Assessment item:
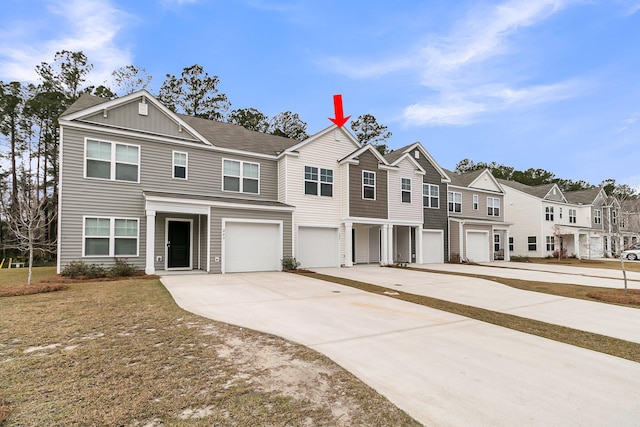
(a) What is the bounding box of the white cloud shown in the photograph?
[0,0,132,86]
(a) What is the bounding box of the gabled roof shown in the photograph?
[497,179,566,201]
[386,151,426,174]
[444,168,484,187]
[387,142,451,182]
[278,124,361,157]
[339,142,390,165]
[61,90,299,156]
[564,187,605,206]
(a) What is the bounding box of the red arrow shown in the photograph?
[329,94,351,127]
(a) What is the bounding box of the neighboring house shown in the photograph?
[499,180,621,259]
[445,169,510,262]
[385,143,451,263]
[58,90,298,275]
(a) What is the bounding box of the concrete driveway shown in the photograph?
[161,269,640,426]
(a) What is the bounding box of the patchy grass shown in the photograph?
[417,266,640,308]
[0,268,420,426]
[297,271,640,364]
[523,257,640,273]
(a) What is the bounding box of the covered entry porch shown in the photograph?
[343,220,424,266]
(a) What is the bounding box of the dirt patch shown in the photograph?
[587,289,640,305]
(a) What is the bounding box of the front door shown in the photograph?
[167,220,191,269]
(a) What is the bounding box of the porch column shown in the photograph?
[574,233,581,259]
[504,228,510,261]
[387,225,394,263]
[345,222,353,267]
[380,224,388,265]
[605,235,612,258]
[145,210,156,275]
[417,225,424,264]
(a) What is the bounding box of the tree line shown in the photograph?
[0,50,392,265]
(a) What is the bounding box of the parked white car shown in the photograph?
[622,249,640,260]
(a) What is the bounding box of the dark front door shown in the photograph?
[167,221,190,269]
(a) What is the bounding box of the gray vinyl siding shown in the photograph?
[455,189,504,221]
[449,220,460,258]
[348,150,388,219]
[209,207,292,274]
[418,158,449,261]
[153,213,206,271]
[544,189,565,202]
[82,97,199,141]
[60,125,280,270]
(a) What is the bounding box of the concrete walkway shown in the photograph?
[316,265,640,343]
[162,271,640,426]
[419,261,640,289]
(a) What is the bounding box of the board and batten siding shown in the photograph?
[82,98,198,141]
[387,158,423,223]
[209,207,292,274]
[349,150,388,219]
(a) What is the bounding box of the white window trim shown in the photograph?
[401,178,411,203]
[304,165,333,197]
[545,206,554,221]
[487,197,500,217]
[222,158,261,194]
[362,170,376,200]
[84,138,140,183]
[546,236,555,251]
[448,191,462,213]
[594,209,602,224]
[423,184,439,209]
[82,216,140,257]
[172,150,188,180]
[473,194,479,210]
[569,208,577,224]
[528,236,537,251]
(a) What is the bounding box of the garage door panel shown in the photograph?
[225,222,281,273]
[422,230,444,264]
[467,231,490,263]
[298,227,339,268]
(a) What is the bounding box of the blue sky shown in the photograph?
[1,0,639,187]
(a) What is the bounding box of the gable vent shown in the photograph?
[414,150,420,159]
[335,130,341,141]
[138,102,148,116]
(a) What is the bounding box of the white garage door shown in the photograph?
[224,221,281,273]
[466,231,490,263]
[422,230,444,263]
[297,227,340,268]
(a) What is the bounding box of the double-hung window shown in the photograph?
[612,210,617,225]
[423,184,439,208]
[86,139,139,182]
[473,195,479,210]
[448,191,461,213]
[546,236,555,251]
[223,159,259,194]
[304,166,333,196]
[84,217,139,257]
[545,206,554,221]
[401,178,411,203]
[487,197,500,216]
[569,209,577,223]
[363,171,375,200]
[173,151,187,179]
[594,209,602,224]
[528,236,537,251]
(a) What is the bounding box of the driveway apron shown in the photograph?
[162,271,640,427]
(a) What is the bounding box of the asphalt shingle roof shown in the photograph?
[497,179,557,198]
[564,188,601,205]
[443,168,485,187]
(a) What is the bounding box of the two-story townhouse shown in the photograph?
[445,169,510,262]
[385,143,451,263]
[58,90,298,275]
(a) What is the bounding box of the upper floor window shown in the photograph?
[473,195,479,210]
[545,206,554,221]
[401,178,411,203]
[85,139,139,182]
[304,166,333,197]
[559,208,563,219]
[487,197,500,216]
[594,209,602,224]
[612,210,617,225]
[173,151,187,179]
[223,159,259,194]
[363,171,375,200]
[84,217,139,257]
[448,191,461,213]
[569,209,577,223]
[423,184,439,208]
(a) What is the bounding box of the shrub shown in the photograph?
[108,258,138,277]
[510,255,530,262]
[281,256,301,271]
[61,261,107,279]
[551,248,568,259]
